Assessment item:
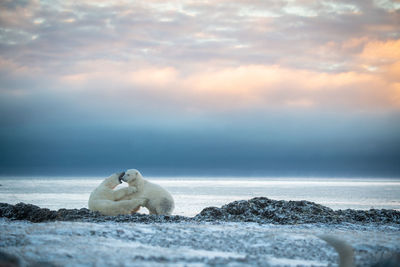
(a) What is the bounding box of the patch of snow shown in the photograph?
[267,256,328,266]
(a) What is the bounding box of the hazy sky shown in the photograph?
[1,0,399,176]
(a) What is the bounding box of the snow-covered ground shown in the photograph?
[1,218,399,266]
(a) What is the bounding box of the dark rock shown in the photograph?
[1,197,400,224]
[0,203,57,223]
[198,207,223,220]
[0,250,21,267]
[194,197,400,225]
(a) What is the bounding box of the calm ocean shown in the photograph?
[1,176,399,216]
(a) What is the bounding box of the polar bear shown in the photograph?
[121,169,175,215]
[88,172,148,216]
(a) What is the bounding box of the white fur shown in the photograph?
[121,169,175,215]
[88,172,147,216]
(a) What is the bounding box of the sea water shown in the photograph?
[0,176,399,216]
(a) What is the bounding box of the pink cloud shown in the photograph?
[54,58,400,113]
[359,39,400,65]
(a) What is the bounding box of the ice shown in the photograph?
[267,257,329,266]
[1,219,399,266]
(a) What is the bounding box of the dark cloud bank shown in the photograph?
[1,110,399,177]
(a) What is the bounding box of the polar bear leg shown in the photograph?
[148,198,174,215]
[91,199,146,216]
[112,187,137,201]
[148,207,158,215]
[157,198,174,215]
[126,198,147,214]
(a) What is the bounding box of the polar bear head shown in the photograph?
[121,169,143,186]
[103,172,125,189]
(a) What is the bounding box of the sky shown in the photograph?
[0,0,400,176]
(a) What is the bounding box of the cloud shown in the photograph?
[1,0,399,70]
[359,39,400,64]
[43,60,397,113]
[0,1,399,122]
[1,0,400,175]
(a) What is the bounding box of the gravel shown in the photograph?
[1,197,399,224]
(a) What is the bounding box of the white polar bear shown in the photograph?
[88,172,148,216]
[121,169,175,215]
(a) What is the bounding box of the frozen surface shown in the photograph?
[1,176,399,216]
[1,176,399,266]
[1,218,399,266]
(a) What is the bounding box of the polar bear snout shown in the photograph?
[122,169,140,183]
[117,172,125,184]
[121,173,134,183]
[120,173,129,183]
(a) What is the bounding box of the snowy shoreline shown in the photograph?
[1,219,399,266]
[1,198,400,266]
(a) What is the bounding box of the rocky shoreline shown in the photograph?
[1,197,399,224]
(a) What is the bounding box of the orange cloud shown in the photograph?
[36,38,400,112]
[183,65,397,111]
[57,62,399,112]
[129,67,178,88]
[359,39,400,64]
